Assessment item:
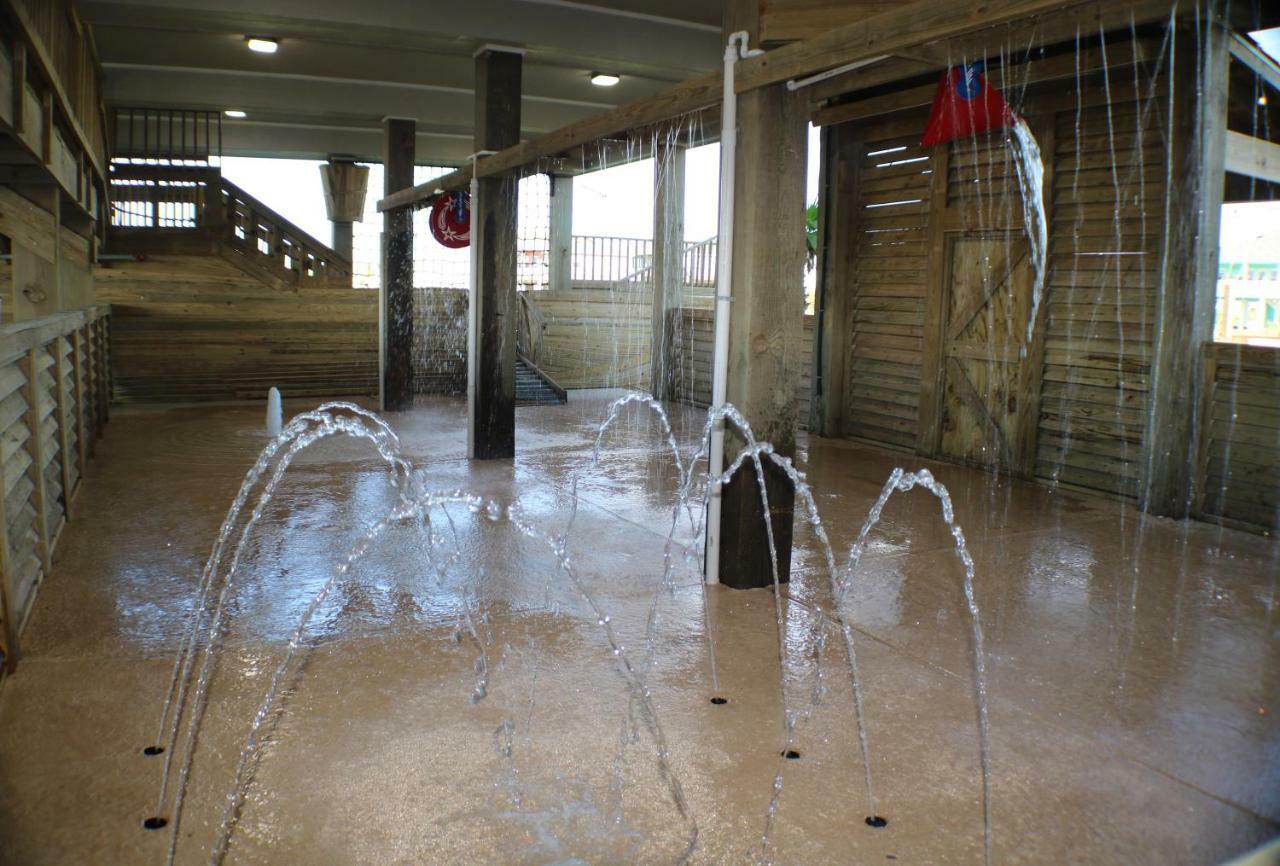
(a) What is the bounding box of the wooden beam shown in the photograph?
[53,336,74,520]
[381,117,416,412]
[0,434,17,673]
[469,48,522,460]
[814,35,1163,127]
[650,141,685,400]
[1225,130,1280,184]
[1144,9,1230,517]
[378,70,721,212]
[735,0,1105,93]
[21,347,53,576]
[1228,30,1280,94]
[717,81,808,589]
[810,123,857,436]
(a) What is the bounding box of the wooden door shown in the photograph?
[938,232,1037,470]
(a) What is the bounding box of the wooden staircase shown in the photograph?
[106,165,353,289]
[98,164,378,404]
[516,354,566,405]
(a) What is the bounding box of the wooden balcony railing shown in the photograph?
[107,166,352,288]
[1,0,108,220]
[0,305,110,676]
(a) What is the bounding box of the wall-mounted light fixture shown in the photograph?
[246,37,279,54]
[224,109,247,118]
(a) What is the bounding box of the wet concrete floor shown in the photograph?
[0,390,1276,865]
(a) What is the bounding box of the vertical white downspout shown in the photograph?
[705,32,761,585]
[466,152,495,459]
[467,173,480,458]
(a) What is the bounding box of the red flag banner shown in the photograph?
[921,62,1016,148]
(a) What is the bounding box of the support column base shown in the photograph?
[716,457,796,590]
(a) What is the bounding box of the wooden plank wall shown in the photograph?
[0,308,110,674]
[1034,82,1168,497]
[1196,343,1280,530]
[526,285,653,390]
[95,255,378,402]
[839,129,932,449]
[827,42,1172,498]
[670,308,815,425]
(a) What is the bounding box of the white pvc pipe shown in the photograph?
[466,151,496,459]
[785,54,890,91]
[466,172,480,458]
[705,31,760,585]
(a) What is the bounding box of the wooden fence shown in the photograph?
[0,306,109,675]
[1195,342,1280,531]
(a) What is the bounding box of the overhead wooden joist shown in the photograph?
[817,36,1166,126]
[377,74,721,212]
[378,0,1190,215]
[734,0,1167,93]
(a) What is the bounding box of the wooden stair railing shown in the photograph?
[107,165,353,289]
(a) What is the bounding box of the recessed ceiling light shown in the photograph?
[224,109,247,118]
[246,37,279,54]
[590,72,621,87]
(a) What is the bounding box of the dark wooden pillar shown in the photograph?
[717,81,808,589]
[381,118,415,411]
[468,48,522,460]
[1143,10,1229,517]
[650,142,686,400]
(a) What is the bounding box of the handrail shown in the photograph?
[107,166,352,285]
[0,304,110,364]
[220,178,347,267]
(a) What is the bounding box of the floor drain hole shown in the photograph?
[709,697,728,705]
[143,817,168,831]
[866,816,888,828]
[142,746,164,756]
[782,749,801,760]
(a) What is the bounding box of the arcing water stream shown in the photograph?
[147,397,994,866]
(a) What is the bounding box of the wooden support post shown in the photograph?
[381,117,416,411]
[811,124,857,436]
[53,337,74,519]
[650,142,686,400]
[548,174,573,295]
[72,327,87,477]
[1144,10,1229,517]
[94,317,108,431]
[22,348,52,576]
[716,80,808,589]
[469,48,522,460]
[0,441,17,673]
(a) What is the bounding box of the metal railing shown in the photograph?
[571,235,654,284]
[569,235,718,288]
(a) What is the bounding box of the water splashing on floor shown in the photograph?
[148,396,993,866]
